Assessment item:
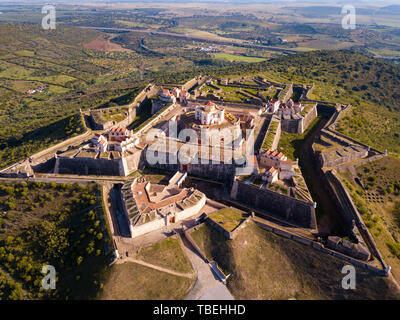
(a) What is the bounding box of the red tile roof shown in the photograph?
[205,101,216,107]
[268,167,277,174]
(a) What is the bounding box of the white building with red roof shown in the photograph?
[159,89,177,103]
[108,127,133,141]
[91,134,108,152]
[262,167,279,183]
[195,101,225,125]
[259,149,287,168]
[267,99,280,113]
[179,89,190,103]
[114,136,138,152]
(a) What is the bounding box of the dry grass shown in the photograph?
[99,262,194,300]
[191,222,400,299]
[136,238,193,274]
[208,207,248,232]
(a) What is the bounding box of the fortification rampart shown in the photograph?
[278,84,293,104]
[253,219,388,276]
[281,118,302,133]
[147,159,237,182]
[302,102,318,131]
[327,170,387,269]
[89,107,137,130]
[206,213,251,240]
[54,150,141,176]
[230,179,316,229]
[260,115,281,152]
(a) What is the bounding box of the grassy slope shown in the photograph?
[100,262,194,300]
[191,222,400,300]
[136,238,193,274]
[338,157,400,284]
[0,181,113,300]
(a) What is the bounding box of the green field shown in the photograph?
[213,53,267,63]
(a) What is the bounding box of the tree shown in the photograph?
[77,256,83,266]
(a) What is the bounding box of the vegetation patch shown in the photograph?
[136,238,193,274]
[0,181,113,299]
[208,207,248,232]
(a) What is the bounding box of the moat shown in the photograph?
[295,112,347,236]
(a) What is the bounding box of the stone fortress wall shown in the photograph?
[254,219,388,276]
[306,102,389,274]
[54,149,142,176]
[230,178,317,229]
[89,84,159,130]
[302,102,318,131]
[54,156,123,176]
[259,115,281,152]
[146,159,237,182]
[89,106,136,130]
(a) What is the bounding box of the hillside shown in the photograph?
[191,222,400,299]
[0,181,113,300]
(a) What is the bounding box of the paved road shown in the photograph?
[181,235,234,300]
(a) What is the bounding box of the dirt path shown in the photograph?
[115,257,195,279]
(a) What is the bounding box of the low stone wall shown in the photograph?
[336,153,387,173]
[231,179,316,229]
[131,215,165,238]
[254,219,387,276]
